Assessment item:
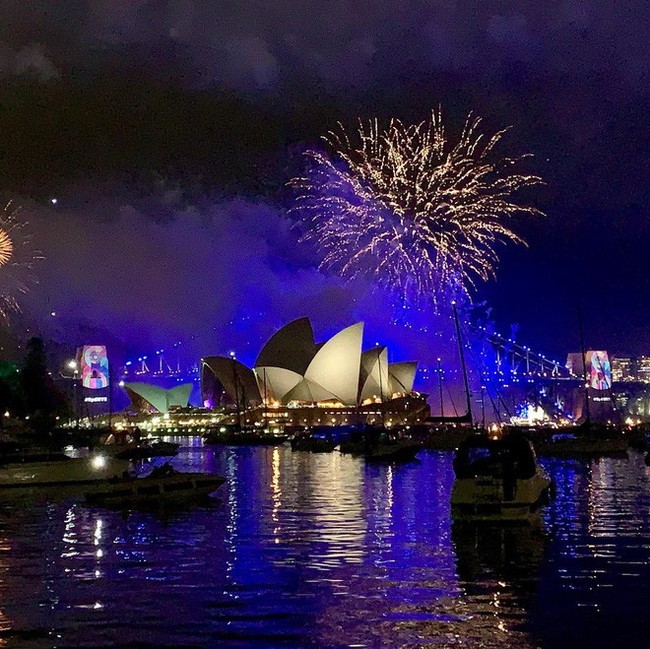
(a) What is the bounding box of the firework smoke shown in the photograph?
[292,109,544,305]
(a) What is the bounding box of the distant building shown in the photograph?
[636,357,650,383]
[611,356,634,382]
[565,350,616,423]
[612,391,630,410]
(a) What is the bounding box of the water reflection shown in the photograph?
[0,445,648,647]
[532,452,650,649]
[0,533,11,645]
[452,517,547,647]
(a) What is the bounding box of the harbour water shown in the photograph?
[0,441,649,648]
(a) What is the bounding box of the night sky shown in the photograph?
[0,1,648,366]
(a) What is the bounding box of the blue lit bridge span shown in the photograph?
[121,341,201,383]
[120,328,574,386]
[470,326,572,382]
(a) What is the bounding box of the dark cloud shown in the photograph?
[23,193,355,351]
[0,42,59,81]
[0,1,645,92]
[0,1,648,359]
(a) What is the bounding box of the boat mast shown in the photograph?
[578,306,591,425]
[230,352,242,431]
[377,346,385,427]
[263,367,268,431]
[437,357,444,418]
[452,301,473,425]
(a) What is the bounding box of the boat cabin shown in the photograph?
[453,434,538,482]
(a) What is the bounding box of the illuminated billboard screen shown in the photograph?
[588,350,611,391]
[80,345,109,389]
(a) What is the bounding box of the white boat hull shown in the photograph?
[85,472,225,505]
[451,472,551,521]
[0,456,131,489]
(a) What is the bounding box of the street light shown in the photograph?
[437,358,444,418]
[229,351,241,430]
[65,359,80,431]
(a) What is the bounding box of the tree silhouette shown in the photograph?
[21,337,65,433]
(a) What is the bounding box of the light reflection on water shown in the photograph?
[0,442,648,647]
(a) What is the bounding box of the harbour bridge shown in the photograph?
[119,326,574,385]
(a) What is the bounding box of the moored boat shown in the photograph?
[105,439,180,461]
[339,426,422,462]
[451,433,551,522]
[204,427,288,446]
[84,465,225,506]
[363,437,422,462]
[419,425,477,451]
[0,452,131,490]
[532,430,628,458]
[290,429,339,452]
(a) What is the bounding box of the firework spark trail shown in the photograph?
[291,109,544,306]
[0,228,13,267]
[0,200,42,318]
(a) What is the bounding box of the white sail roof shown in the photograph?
[283,377,339,404]
[124,382,192,414]
[388,362,417,395]
[254,366,303,402]
[202,318,418,409]
[359,347,390,402]
[201,357,262,406]
[304,322,363,406]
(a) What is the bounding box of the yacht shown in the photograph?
[85,464,225,506]
[451,433,552,521]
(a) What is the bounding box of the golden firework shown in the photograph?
[0,200,41,318]
[292,109,544,305]
[0,227,13,267]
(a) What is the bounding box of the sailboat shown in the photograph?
[451,432,552,521]
[424,302,479,450]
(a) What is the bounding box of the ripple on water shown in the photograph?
[0,445,648,647]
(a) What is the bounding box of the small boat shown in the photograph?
[340,426,422,462]
[532,430,628,458]
[85,465,225,506]
[106,440,180,461]
[339,425,382,455]
[451,433,552,522]
[290,429,338,453]
[0,452,131,490]
[419,425,477,451]
[363,438,422,462]
[204,427,288,446]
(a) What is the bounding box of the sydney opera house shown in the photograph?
[201,318,429,428]
[123,383,193,415]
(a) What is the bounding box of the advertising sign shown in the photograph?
[80,345,109,389]
[588,350,612,391]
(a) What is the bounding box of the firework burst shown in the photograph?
[291,109,544,305]
[0,200,42,318]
